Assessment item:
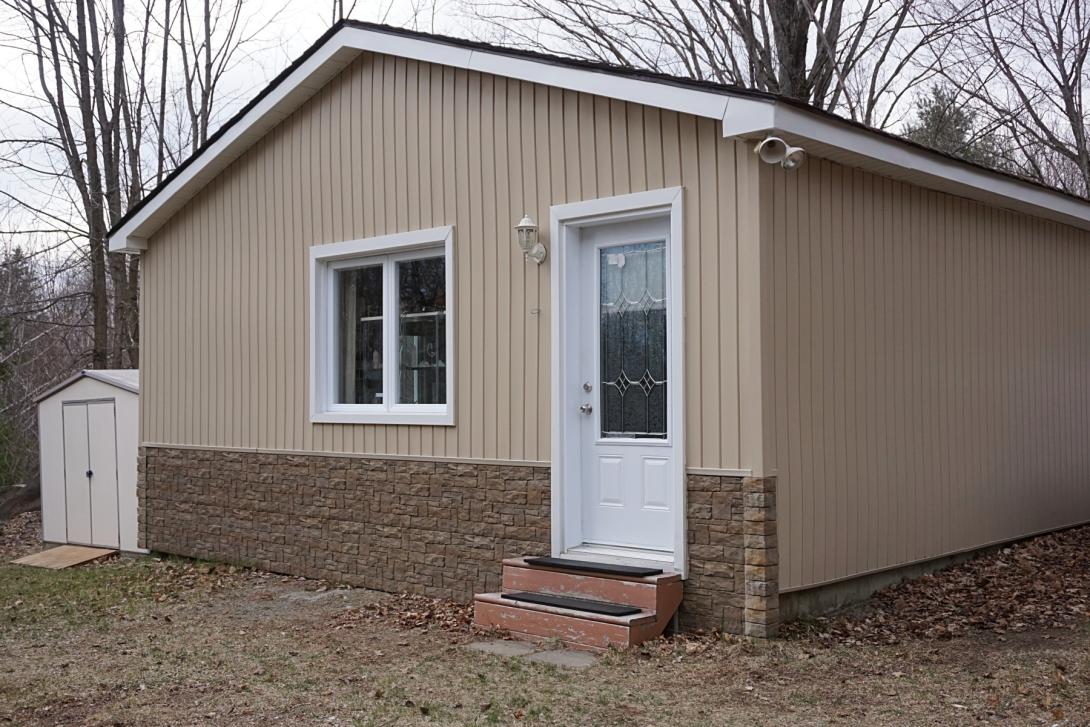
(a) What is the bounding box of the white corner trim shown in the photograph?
[720,95,775,138]
[308,225,455,426]
[549,187,687,576]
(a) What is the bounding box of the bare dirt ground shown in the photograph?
[2,513,1089,726]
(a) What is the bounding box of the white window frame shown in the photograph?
[309,225,455,425]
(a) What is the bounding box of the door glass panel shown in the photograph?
[599,241,667,439]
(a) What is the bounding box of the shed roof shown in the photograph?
[36,369,140,403]
[107,20,1090,253]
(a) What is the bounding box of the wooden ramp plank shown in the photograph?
[11,545,116,569]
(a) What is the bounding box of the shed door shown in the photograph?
[62,401,120,548]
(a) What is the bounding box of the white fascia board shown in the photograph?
[110,27,734,253]
[110,21,1090,253]
[723,99,1090,231]
[337,27,731,121]
[720,95,776,138]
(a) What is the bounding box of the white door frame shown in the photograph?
[549,187,686,576]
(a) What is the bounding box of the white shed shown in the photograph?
[36,370,143,552]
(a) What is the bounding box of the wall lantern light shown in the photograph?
[515,214,547,264]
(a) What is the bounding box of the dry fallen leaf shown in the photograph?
[330,593,474,634]
[784,524,1090,646]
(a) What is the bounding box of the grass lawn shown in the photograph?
[2,518,1089,725]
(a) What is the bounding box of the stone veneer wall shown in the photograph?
[684,474,779,637]
[139,447,778,635]
[138,447,550,598]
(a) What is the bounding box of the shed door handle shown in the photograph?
[85,470,93,479]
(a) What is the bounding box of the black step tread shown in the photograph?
[524,556,663,578]
[500,591,642,616]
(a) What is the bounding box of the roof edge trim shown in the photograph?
[35,369,140,403]
[107,25,737,253]
[108,21,1090,252]
[723,101,1090,231]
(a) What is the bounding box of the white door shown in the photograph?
[62,401,120,548]
[573,215,675,554]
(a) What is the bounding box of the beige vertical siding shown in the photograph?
[766,159,1090,591]
[141,52,759,469]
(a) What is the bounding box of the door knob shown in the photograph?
[579,403,593,414]
[85,470,93,478]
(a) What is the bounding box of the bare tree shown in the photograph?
[331,0,438,29]
[0,0,279,369]
[464,0,962,127]
[332,0,361,23]
[937,0,1090,195]
[177,0,262,152]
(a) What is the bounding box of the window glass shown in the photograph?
[397,256,446,405]
[336,264,383,404]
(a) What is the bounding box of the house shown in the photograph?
[107,21,1090,647]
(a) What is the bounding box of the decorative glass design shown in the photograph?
[599,241,667,438]
[336,264,383,404]
[397,256,446,405]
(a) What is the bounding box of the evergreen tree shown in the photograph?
[904,85,1005,169]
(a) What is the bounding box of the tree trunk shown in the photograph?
[73,0,110,367]
[767,0,811,100]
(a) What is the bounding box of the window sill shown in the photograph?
[310,410,454,426]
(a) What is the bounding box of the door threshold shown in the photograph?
[562,544,678,572]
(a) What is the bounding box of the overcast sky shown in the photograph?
[0,0,469,249]
[179,0,468,140]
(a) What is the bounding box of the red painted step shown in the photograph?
[501,556,680,612]
[473,556,683,652]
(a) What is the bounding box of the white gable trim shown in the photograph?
[108,26,745,253]
[109,33,362,252]
[35,369,140,403]
[108,25,1090,253]
[342,27,734,121]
